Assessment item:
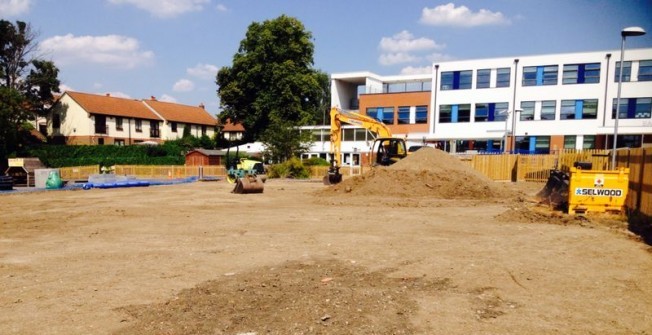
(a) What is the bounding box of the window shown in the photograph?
[520,101,535,121]
[440,70,472,90]
[202,125,207,136]
[171,122,177,132]
[535,136,551,153]
[53,113,61,129]
[354,129,367,141]
[564,135,576,149]
[397,106,410,124]
[150,120,160,138]
[135,119,142,132]
[95,115,107,134]
[440,104,470,123]
[561,99,598,120]
[638,60,652,81]
[114,139,125,146]
[615,61,632,82]
[612,97,652,119]
[343,128,354,141]
[476,69,490,88]
[496,68,511,87]
[583,135,596,149]
[475,103,488,122]
[475,102,509,122]
[384,80,431,93]
[523,65,558,86]
[563,63,600,84]
[116,117,123,131]
[415,106,428,124]
[541,101,556,120]
[366,107,394,124]
[439,105,452,123]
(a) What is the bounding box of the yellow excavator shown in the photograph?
[323,107,407,185]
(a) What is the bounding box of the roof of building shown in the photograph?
[218,118,245,132]
[65,91,162,121]
[144,98,217,126]
[186,149,226,156]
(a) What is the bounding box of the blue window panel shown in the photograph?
[536,67,544,86]
[577,65,585,84]
[488,103,496,121]
[453,72,460,89]
[376,108,383,121]
[529,137,537,152]
[628,98,637,118]
[575,100,583,120]
[452,105,459,122]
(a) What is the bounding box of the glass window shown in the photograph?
[459,71,472,89]
[563,63,600,84]
[522,66,538,86]
[520,101,535,121]
[380,107,394,124]
[496,68,511,87]
[494,103,509,122]
[354,129,367,141]
[135,119,142,132]
[458,104,471,122]
[612,97,652,119]
[543,65,559,85]
[638,60,652,81]
[535,136,551,153]
[564,135,576,149]
[439,105,452,123]
[541,100,556,120]
[560,100,576,120]
[582,99,598,119]
[53,113,61,128]
[343,128,355,141]
[116,117,123,131]
[635,98,652,118]
[477,69,490,88]
[440,72,454,90]
[415,106,428,124]
[615,61,632,82]
[475,103,488,122]
[397,106,410,124]
[583,135,596,149]
[171,121,177,132]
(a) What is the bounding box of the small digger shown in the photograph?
[225,145,266,194]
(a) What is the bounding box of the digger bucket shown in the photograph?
[232,175,264,194]
[323,166,342,185]
[536,169,570,208]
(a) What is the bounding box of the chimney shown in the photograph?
[151,96,156,101]
[199,103,205,109]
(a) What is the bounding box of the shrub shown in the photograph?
[302,157,329,166]
[267,157,310,179]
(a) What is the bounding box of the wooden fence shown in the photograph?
[59,165,100,181]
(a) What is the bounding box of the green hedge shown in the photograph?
[28,143,185,168]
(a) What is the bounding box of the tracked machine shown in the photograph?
[323,107,407,185]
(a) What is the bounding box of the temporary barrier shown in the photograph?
[567,167,629,215]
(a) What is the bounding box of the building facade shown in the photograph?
[310,48,652,164]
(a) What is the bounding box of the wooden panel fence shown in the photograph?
[59,165,100,181]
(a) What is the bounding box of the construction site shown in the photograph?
[1,147,651,335]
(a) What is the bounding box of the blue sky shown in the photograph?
[2,0,651,117]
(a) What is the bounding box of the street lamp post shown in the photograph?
[511,109,522,154]
[612,26,646,169]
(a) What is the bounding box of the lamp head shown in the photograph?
[621,26,646,37]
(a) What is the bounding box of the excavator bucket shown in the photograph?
[536,169,570,209]
[323,166,342,185]
[232,174,264,194]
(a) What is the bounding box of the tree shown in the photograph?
[216,15,329,161]
[0,20,61,172]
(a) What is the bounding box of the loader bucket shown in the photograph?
[536,169,570,209]
[232,175,264,194]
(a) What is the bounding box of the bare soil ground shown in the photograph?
[1,148,652,335]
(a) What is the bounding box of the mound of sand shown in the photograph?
[322,147,517,199]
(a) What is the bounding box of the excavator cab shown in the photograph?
[373,138,407,166]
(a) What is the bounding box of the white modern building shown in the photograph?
[304,48,652,165]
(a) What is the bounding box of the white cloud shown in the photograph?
[216,3,228,12]
[426,52,454,63]
[379,30,443,53]
[38,34,154,69]
[420,3,510,27]
[400,66,432,75]
[108,0,209,18]
[379,52,420,66]
[0,0,31,16]
[173,79,194,92]
[187,63,219,80]
[159,94,177,103]
[59,83,75,93]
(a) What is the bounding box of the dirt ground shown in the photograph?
[2,149,652,334]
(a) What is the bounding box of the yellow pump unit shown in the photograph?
[567,167,629,215]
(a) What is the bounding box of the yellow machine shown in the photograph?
[537,162,629,215]
[323,107,407,185]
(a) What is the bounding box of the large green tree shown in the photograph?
[0,20,60,171]
[216,15,329,161]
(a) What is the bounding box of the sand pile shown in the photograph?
[322,147,516,199]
